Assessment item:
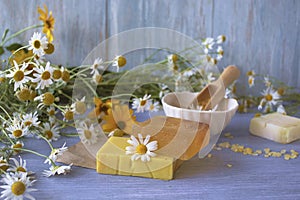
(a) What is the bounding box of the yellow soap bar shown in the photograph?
[249,113,300,144]
[96,137,182,180]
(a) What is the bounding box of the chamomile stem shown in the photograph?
[1,24,43,46]
[13,148,56,166]
[0,105,12,121]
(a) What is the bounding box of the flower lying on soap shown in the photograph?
[126,134,158,162]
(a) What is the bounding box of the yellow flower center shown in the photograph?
[52,69,62,80]
[84,130,92,139]
[61,70,70,82]
[140,100,147,106]
[136,144,147,155]
[13,143,23,153]
[29,90,36,101]
[11,181,26,196]
[75,102,86,114]
[0,160,9,171]
[16,88,31,101]
[265,94,273,101]
[117,56,126,67]
[117,121,126,130]
[13,130,23,138]
[277,87,285,96]
[24,121,32,126]
[41,71,51,80]
[95,74,102,84]
[0,77,6,83]
[16,166,27,173]
[48,109,55,116]
[45,130,53,139]
[171,54,178,62]
[248,78,253,85]
[64,110,74,121]
[13,70,24,82]
[247,71,254,76]
[43,92,55,105]
[44,43,55,54]
[173,65,178,71]
[33,40,41,49]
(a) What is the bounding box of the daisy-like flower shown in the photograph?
[34,92,58,108]
[21,112,40,127]
[32,62,54,89]
[61,67,70,83]
[6,121,29,139]
[147,100,160,112]
[90,58,104,75]
[40,122,60,141]
[216,35,226,44]
[11,141,24,155]
[0,157,9,172]
[62,106,74,122]
[92,70,103,85]
[44,142,68,165]
[6,61,32,91]
[258,87,281,111]
[77,122,99,145]
[264,76,272,87]
[216,46,224,60]
[46,106,57,117]
[43,164,72,177]
[125,134,158,162]
[8,157,33,175]
[28,32,48,57]
[167,54,178,65]
[0,172,37,199]
[132,94,152,113]
[71,97,87,115]
[202,37,215,54]
[246,70,255,77]
[248,76,255,88]
[182,68,196,77]
[38,5,55,43]
[276,104,286,115]
[159,83,170,99]
[112,55,126,72]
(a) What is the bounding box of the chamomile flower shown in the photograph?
[44,143,68,165]
[276,104,286,115]
[43,164,72,177]
[216,46,224,60]
[258,87,280,111]
[216,35,226,44]
[21,112,40,127]
[202,37,215,54]
[248,76,255,88]
[71,97,87,115]
[61,67,70,83]
[0,172,37,200]
[132,94,152,113]
[28,32,48,57]
[40,122,60,141]
[90,58,104,75]
[159,83,170,99]
[62,106,74,122]
[147,100,160,112]
[47,106,57,117]
[34,92,58,108]
[112,55,126,72]
[246,70,255,77]
[11,141,24,155]
[6,121,29,139]
[92,70,103,85]
[182,68,196,77]
[264,76,272,87]
[126,134,158,162]
[6,61,32,91]
[32,62,54,89]
[8,157,33,175]
[0,156,9,172]
[77,122,99,145]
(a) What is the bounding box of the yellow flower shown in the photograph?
[102,105,137,134]
[38,5,55,42]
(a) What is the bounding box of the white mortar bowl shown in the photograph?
[162,92,239,157]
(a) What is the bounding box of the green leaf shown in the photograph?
[0,46,4,55]
[1,29,9,42]
[5,43,23,51]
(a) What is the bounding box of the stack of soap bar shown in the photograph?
[96,137,182,180]
[249,113,300,144]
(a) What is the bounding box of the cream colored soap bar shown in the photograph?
[96,137,182,180]
[249,113,300,144]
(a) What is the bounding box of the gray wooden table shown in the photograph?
[15,113,300,200]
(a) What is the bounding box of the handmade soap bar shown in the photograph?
[249,113,300,144]
[96,137,182,180]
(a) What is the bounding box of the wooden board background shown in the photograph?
[0,0,299,87]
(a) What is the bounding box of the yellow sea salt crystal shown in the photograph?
[226,164,232,168]
[207,154,212,158]
[290,150,299,156]
[224,133,234,139]
[231,144,244,153]
[218,142,231,148]
[264,148,271,154]
[284,154,291,160]
[243,147,253,155]
[280,149,287,154]
[270,151,282,158]
[255,150,263,154]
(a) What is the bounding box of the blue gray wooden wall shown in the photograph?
[0,0,299,87]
